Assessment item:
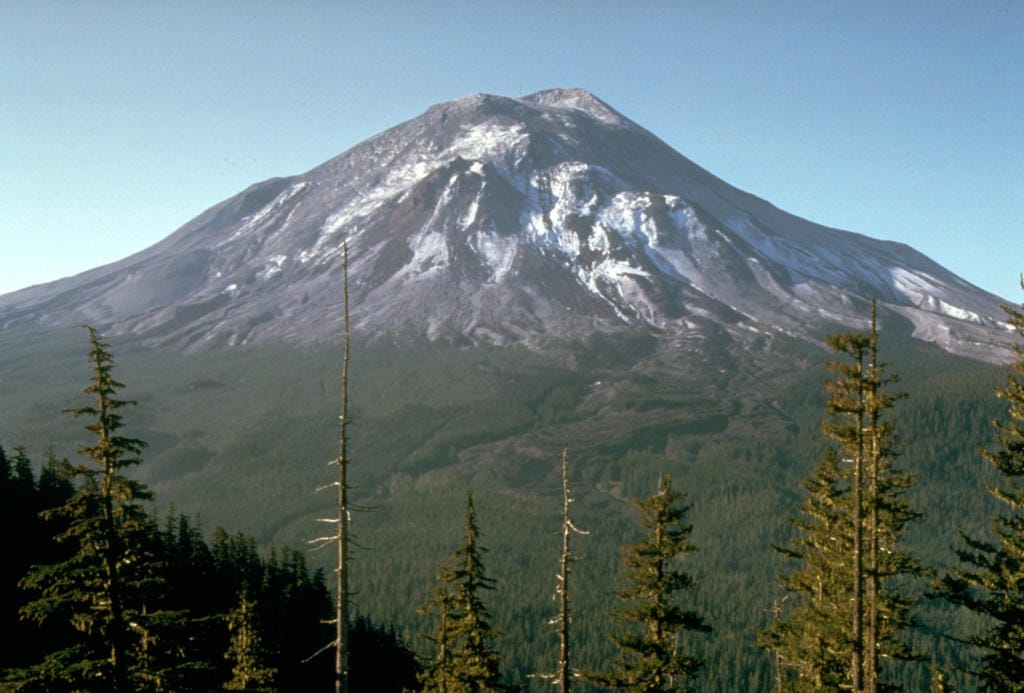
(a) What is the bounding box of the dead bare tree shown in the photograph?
[544,445,588,692]
[309,240,352,693]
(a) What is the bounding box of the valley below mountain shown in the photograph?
[0,317,1009,689]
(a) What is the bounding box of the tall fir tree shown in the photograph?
[16,326,190,691]
[762,304,921,692]
[419,494,505,692]
[938,281,1024,691]
[595,473,710,692]
[419,555,460,692]
[761,446,856,691]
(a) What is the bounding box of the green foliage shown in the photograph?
[1,493,383,691]
[224,589,277,691]
[760,447,854,691]
[2,329,340,690]
[937,293,1024,691]
[419,494,506,692]
[15,327,189,691]
[763,310,923,691]
[595,474,711,691]
[0,318,1015,690]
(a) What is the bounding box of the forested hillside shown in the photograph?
[1,304,1022,690]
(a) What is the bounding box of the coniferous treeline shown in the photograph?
[0,445,420,691]
[2,280,1024,691]
[0,445,77,678]
[0,321,711,691]
[0,328,419,692]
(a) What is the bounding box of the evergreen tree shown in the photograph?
[151,511,222,689]
[419,494,505,692]
[762,306,921,692]
[348,615,421,692]
[11,446,35,491]
[224,589,277,691]
[16,326,190,691]
[258,546,334,689]
[595,473,710,692]
[761,447,856,691]
[420,554,461,692]
[1,446,41,676]
[938,283,1024,691]
[156,519,332,689]
[0,447,78,681]
[37,447,76,515]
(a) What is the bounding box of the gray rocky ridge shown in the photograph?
[0,88,1011,361]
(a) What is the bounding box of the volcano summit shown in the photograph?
[0,88,1010,362]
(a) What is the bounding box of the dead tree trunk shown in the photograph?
[554,445,586,692]
[335,240,351,693]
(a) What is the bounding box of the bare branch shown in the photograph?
[302,639,338,664]
[307,538,334,552]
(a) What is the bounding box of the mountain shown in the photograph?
[1,90,1018,689]
[0,88,1012,362]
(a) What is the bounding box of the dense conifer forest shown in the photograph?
[2,288,1023,691]
[0,442,422,691]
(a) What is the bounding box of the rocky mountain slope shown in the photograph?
[0,90,1016,691]
[0,88,1011,362]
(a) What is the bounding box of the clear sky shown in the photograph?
[2,1,1021,301]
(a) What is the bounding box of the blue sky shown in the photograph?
[2,1,1021,300]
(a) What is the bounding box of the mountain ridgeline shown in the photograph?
[1,89,1021,690]
[0,88,1011,362]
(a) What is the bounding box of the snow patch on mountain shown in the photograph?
[259,254,288,281]
[524,162,619,253]
[318,159,438,242]
[406,231,449,279]
[471,231,517,283]
[452,122,529,163]
[221,182,307,247]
